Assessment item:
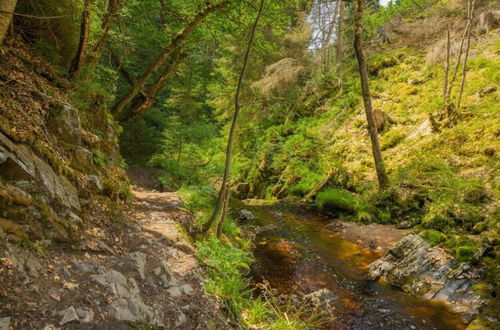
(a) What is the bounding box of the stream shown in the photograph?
[245,203,466,330]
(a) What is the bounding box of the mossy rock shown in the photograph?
[316,189,357,214]
[466,317,499,330]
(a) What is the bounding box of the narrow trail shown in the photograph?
[0,174,231,329]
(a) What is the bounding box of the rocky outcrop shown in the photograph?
[0,131,80,212]
[477,10,500,35]
[48,103,82,145]
[367,234,485,321]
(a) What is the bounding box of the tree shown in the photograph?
[116,51,187,123]
[69,0,93,77]
[111,1,231,121]
[85,0,124,72]
[336,0,345,69]
[353,0,389,190]
[202,0,266,235]
[0,0,17,45]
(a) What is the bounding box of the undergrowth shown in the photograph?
[180,186,326,329]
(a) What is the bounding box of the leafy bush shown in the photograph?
[315,189,357,213]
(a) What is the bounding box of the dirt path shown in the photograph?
[0,184,231,329]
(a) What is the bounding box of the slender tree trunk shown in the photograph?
[85,0,124,72]
[353,0,389,190]
[202,0,265,233]
[116,52,186,122]
[336,0,345,69]
[457,0,475,109]
[301,169,334,202]
[0,0,17,45]
[159,0,168,27]
[111,1,230,119]
[216,185,230,238]
[69,0,93,77]
[443,26,450,104]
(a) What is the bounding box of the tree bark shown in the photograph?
[202,0,265,233]
[353,0,389,190]
[69,0,93,77]
[301,169,335,202]
[111,1,231,119]
[0,0,17,45]
[85,0,124,72]
[457,0,475,109]
[116,51,186,123]
[336,0,345,69]
[442,26,450,104]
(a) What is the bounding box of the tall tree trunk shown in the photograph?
[457,0,475,109]
[159,0,168,27]
[85,0,124,72]
[69,0,93,77]
[111,1,230,119]
[116,51,186,123]
[0,0,17,45]
[353,0,389,190]
[442,26,450,104]
[202,0,265,234]
[336,0,345,69]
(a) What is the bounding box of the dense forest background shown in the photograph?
[0,0,499,328]
[3,0,497,274]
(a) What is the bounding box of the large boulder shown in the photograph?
[0,131,80,211]
[476,10,500,35]
[48,103,82,145]
[367,234,485,321]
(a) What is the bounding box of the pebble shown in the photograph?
[167,287,182,298]
[59,306,79,325]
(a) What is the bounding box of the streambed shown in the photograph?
[245,204,466,330]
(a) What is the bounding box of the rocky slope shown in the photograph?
[0,185,231,329]
[0,42,230,329]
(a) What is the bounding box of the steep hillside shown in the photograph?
[0,42,129,243]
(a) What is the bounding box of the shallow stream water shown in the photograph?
[246,204,466,330]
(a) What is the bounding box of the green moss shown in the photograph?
[455,246,477,263]
[419,229,447,246]
[381,128,407,150]
[316,189,357,213]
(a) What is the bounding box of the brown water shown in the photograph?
[247,204,466,330]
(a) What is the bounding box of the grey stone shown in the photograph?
[179,284,193,295]
[71,260,94,273]
[175,311,187,327]
[59,306,79,325]
[0,131,80,212]
[131,252,147,279]
[49,103,82,145]
[367,234,484,321]
[0,317,10,330]
[477,10,500,35]
[74,147,93,169]
[167,286,182,298]
[238,209,256,222]
[153,267,162,277]
[166,249,180,259]
[86,175,104,192]
[76,308,94,323]
[109,298,163,326]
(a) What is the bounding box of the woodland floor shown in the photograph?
[0,173,231,329]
